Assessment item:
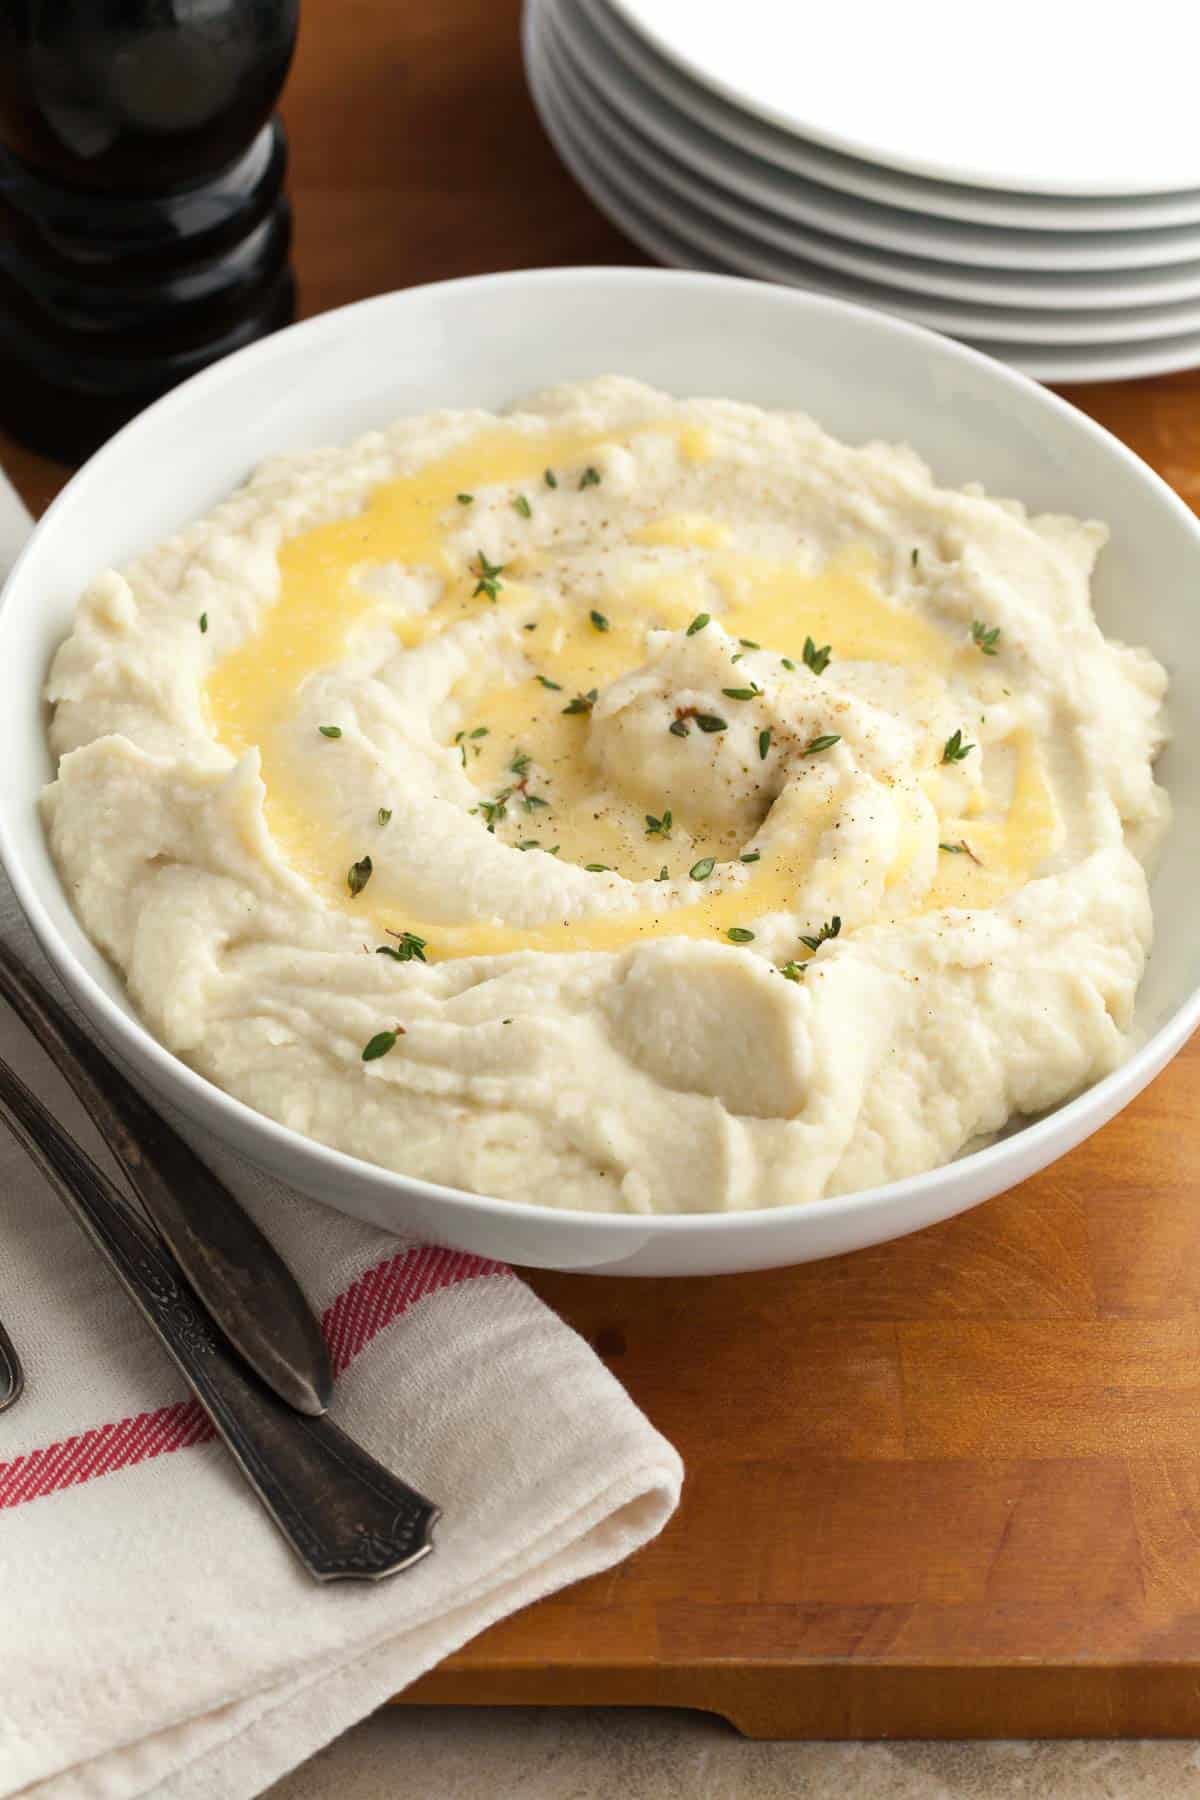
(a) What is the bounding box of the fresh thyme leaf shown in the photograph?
[657,865,669,881]
[799,915,841,953]
[971,619,1000,656]
[318,724,342,738]
[199,613,208,634]
[377,929,427,963]
[694,714,728,734]
[536,674,563,690]
[470,548,506,600]
[686,613,710,636]
[517,840,541,851]
[738,638,760,650]
[645,810,672,837]
[780,961,804,982]
[378,807,392,825]
[563,688,598,715]
[522,793,549,810]
[668,718,690,737]
[544,468,557,489]
[589,609,610,632]
[942,728,975,764]
[585,863,611,872]
[470,727,489,738]
[578,465,601,489]
[347,855,373,897]
[456,493,474,505]
[727,927,755,943]
[781,657,797,672]
[758,728,771,760]
[740,850,761,863]
[509,750,532,777]
[476,787,512,829]
[730,653,744,664]
[362,1027,401,1061]
[911,547,920,567]
[722,684,762,701]
[803,635,831,675]
[689,857,716,881]
[939,841,965,853]
[548,844,560,854]
[524,622,537,631]
[513,493,532,519]
[803,733,840,755]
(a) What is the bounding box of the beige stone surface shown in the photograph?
[269,1709,1200,1798]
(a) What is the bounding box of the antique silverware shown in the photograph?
[0,939,333,1416]
[0,1048,439,1581]
[0,1311,22,1412]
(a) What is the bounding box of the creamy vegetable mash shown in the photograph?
[42,377,1168,1212]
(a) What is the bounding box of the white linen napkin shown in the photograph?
[0,473,683,1799]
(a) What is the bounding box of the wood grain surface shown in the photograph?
[6,0,1200,1741]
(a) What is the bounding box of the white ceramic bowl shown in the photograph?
[1,269,1196,1275]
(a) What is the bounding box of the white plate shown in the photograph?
[534,35,1200,353]
[572,0,1200,235]
[547,0,1200,261]
[4,271,1199,1276]
[542,11,1200,314]
[609,0,1200,197]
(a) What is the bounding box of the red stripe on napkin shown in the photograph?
[0,1245,509,1510]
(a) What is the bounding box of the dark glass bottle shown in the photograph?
[0,0,299,462]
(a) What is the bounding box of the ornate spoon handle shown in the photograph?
[0,1049,438,1582]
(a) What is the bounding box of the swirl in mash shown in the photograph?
[42,378,1169,1213]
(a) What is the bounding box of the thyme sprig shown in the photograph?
[669,706,728,738]
[377,929,427,963]
[470,549,505,600]
[939,838,982,864]
[799,915,841,953]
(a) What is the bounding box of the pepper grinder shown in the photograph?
[0,0,299,462]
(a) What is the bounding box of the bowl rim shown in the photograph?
[4,262,1198,1238]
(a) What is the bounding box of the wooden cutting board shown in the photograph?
[6,0,1200,1741]
[412,1039,1200,1738]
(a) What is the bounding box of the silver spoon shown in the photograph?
[0,1045,438,1581]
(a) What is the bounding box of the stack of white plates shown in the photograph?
[523,0,1200,382]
